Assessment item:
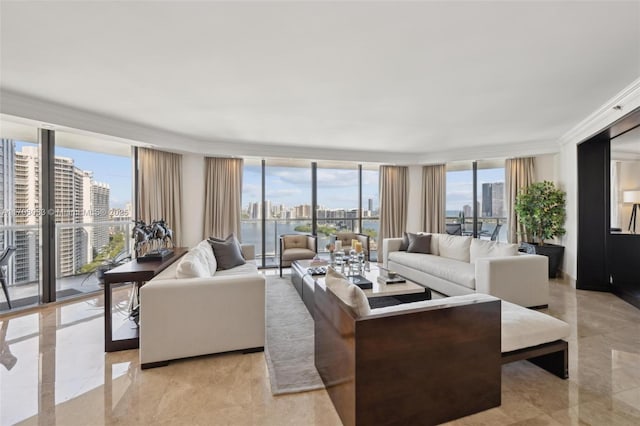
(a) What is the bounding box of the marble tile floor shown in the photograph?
[1,276,640,426]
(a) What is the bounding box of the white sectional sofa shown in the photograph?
[139,240,265,368]
[383,233,549,308]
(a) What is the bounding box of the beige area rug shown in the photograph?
[264,275,325,395]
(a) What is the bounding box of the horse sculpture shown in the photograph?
[132,219,174,257]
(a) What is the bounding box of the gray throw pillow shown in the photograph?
[209,233,245,259]
[208,234,246,270]
[399,232,410,251]
[407,233,431,254]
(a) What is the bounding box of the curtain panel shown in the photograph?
[421,164,446,233]
[138,148,183,246]
[505,157,535,243]
[378,165,408,260]
[204,157,243,240]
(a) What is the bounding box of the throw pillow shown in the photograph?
[176,249,210,278]
[407,233,432,254]
[438,234,472,263]
[209,233,245,259]
[470,239,519,263]
[196,240,217,275]
[399,232,410,251]
[208,234,246,270]
[325,267,371,317]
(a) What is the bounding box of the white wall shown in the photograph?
[534,153,558,183]
[406,165,423,232]
[181,153,205,248]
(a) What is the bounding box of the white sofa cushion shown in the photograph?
[176,248,210,278]
[470,239,519,264]
[501,300,570,352]
[437,234,472,263]
[214,261,259,276]
[325,267,371,317]
[388,252,476,289]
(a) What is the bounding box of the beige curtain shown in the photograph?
[378,165,408,260]
[138,148,183,246]
[505,157,535,243]
[421,164,446,233]
[204,157,243,240]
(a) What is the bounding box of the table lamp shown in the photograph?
[623,190,640,233]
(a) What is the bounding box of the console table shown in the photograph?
[103,247,187,352]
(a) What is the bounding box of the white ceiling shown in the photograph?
[1,1,639,162]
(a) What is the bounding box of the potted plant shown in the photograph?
[514,181,566,278]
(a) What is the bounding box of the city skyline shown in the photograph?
[16,141,132,209]
[243,165,379,210]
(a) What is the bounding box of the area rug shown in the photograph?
[264,275,325,395]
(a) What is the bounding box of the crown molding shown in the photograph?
[558,77,640,146]
[416,139,561,164]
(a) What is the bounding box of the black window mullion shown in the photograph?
[40,129,56,304]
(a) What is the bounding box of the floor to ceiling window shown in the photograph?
[476,160,507,242]
[54,131,133,299]
[446,160,507,241]
[0,118,134,312]
[241,159,264,265]
[361,166,380,260]
[0,121,41,311]
[242,159,380,268]
[316,162,359,254]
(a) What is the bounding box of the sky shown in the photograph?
[15,141,132,209]
[446,167,504,212]
[243,165,379,210]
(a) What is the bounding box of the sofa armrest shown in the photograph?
[475,254,549,308]
[140,274,266,364]
[241,244,255,260]
[382,238,403,268]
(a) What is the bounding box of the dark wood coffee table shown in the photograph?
[291,260,431,315]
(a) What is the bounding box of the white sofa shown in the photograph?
[139,241,265,368]
[383,233,549,308]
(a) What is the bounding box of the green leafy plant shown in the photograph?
[514,181,566,245]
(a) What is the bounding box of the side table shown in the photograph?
[103,247,188,352]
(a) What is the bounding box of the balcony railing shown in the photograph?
[0,221,133,311]
[445,216,508,241]
[241,217,380,267]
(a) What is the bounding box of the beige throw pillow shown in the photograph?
[176,248,210,278]
[470,239,519,263]
[325,267,371,317]
[438,234,472,263]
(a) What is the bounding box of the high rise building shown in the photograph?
[0,140,16,283]
[14,146,40,284]
[2,143,113,283]
[368,197,373,213]
[463,204,472,217]
[481,182,505,218]
[83,172,110,261]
